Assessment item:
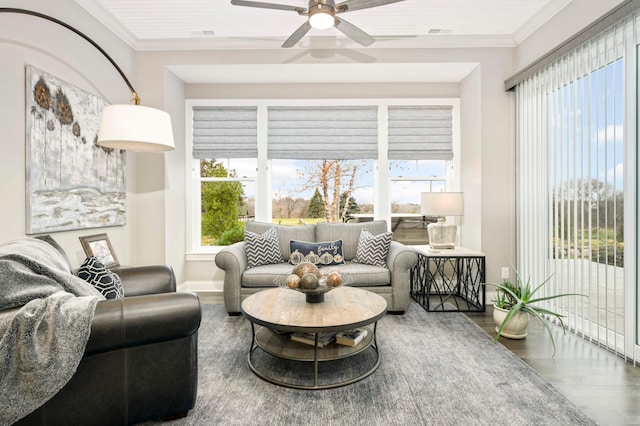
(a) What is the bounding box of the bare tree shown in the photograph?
[297,160,362,222]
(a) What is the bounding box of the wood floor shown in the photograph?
[465,306,640,425]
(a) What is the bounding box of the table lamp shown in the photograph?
[420,192,464,249]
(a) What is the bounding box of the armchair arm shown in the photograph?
[214,242,247,314]
[386,242,419,312]
[85,292,201,356]
[112,265,176,296]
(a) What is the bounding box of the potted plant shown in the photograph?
[492,267,582,357]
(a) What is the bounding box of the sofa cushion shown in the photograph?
[245,222,316,261]
[244,227,284,268]
[76,256,124,299]
[316,221,388,260]
[289,240,345,266]
[353,229,393,268]
[319,262,390,286]
[242,263,297,288]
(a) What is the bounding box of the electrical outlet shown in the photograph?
[501,267,510,279]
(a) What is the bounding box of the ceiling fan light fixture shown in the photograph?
[309,5,335,30]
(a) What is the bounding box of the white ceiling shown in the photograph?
[72,0,572,84]
[74,0,572,51]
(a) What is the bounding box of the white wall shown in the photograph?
[0,0,138,266]
[513,0,626,74]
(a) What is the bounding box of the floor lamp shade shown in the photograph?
[98,105,175,152]
[421,192,464,249]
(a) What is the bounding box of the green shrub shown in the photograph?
[216,222,245,246]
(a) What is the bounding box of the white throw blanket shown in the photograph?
[0,238,104,425]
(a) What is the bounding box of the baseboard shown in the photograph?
[178,281,224,305]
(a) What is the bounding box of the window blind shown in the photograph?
[515,12,637,359]
[387,105,453,160]
[267,106,378,159]
[192,106,258,159]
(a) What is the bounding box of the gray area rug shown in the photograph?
[150,302,595,426]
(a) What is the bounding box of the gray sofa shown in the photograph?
[215,220,418,315]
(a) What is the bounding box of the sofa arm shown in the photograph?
[214,242,247,314]
[112,265,176,297]
[85,292,201,356]
[386,241,419,312]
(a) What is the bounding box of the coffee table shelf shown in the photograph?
[255,326,374,362]
[242,287,386,390]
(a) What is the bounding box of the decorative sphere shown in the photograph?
[300,273,319,289]
[285,274,301,289]
[326,271,342,287]
[292,262,321,278]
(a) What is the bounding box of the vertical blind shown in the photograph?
[515,13,637,358]
[266,106,378,160]
[192,106,258,159]
[388,105,453,160]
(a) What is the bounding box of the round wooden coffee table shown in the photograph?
[241,286,387,390]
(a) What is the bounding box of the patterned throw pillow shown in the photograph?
[289,240,345,266]
[244,227,284,268]
[76,256,124,299]
[353,229,393,268]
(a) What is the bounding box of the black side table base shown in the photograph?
[411,253,486,312]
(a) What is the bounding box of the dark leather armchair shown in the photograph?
[15,242,201,425]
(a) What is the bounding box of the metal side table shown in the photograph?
[410,246,485,312]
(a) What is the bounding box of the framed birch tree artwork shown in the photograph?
[25,65,126,234]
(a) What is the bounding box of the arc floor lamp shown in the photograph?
[0,7,175,152]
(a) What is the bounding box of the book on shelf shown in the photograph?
[335,328,368,346]
[290,332,336,348]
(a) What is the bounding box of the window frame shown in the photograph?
[185,98,460,255]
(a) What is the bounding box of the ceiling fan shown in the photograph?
[230,0,407,48]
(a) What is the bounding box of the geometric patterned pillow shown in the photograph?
[353,228,393,268]
[244,227,284,269]
[76,256,124,299]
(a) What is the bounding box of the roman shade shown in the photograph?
[388,105,453,160]
[267,106,378,159]
[192,106,258,159]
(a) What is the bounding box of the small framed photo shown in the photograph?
[79,233,119,268]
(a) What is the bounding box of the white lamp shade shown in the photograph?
[98,104,175,152]
[421,192,464,217]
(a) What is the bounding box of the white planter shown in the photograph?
[493,304,529,339]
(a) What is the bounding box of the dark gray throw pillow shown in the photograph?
[289,240,345,266]
[76,256,124,299]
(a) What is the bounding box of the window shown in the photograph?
[386,105,454,241]
[389,160,447,214]
[271,159,374,224]
[186,100,459,250]
[199,158,256,245]
[190,106,257,246]
[267,105,378,225]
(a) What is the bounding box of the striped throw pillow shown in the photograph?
[353,228,392,268]
[245,227,284,268]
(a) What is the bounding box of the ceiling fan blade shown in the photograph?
[334,17,374,46]
[336,0,406,13]
[230,0,305,13]
[282,21,313,48]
